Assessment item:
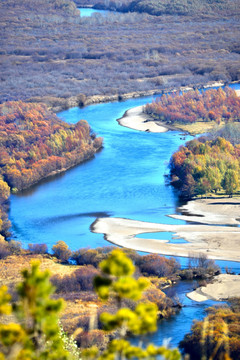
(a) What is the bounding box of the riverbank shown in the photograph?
[28,81,230,113]
[91,197,240,262]
[117,83,240,134]
[187,274,240,301]
[117,105,169,133]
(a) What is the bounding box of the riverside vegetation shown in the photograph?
[0,100,103,239]
[1,246,230,360]
[0,249,182,359]
[144,87,240,198]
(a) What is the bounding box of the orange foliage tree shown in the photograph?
[0,101,103,191]
[145,87,240,125]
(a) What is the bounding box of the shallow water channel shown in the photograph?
[9,85,240,347]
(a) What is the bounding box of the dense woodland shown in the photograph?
[144,87,240,125]
[1,0,240,107]
[0,101,102,238]
[170,136,240,198]
[0,101,103,191]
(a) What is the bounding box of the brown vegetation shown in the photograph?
[180,299,240,359]
[145,87,240,125]
[90,0,240,17]
[1,0,240,107]
[0,251,177,347]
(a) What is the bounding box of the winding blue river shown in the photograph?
[10,95,194,250]
[9,84,240,348]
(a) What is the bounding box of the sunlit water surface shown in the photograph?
[9,84,240,347]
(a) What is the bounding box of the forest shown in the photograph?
[1,0,240,109]
[169,136,240,198]
[144,87,240,125]
[0,100,103,238]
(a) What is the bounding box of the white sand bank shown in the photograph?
[117,105,168,133]
[169,198,240,225]
[92,213,240,262]
[187,274,240,302]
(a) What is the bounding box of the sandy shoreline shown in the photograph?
[187,274,240,302]
[117,105,168,133]
[117,87,240,133]
[91,197,240,262]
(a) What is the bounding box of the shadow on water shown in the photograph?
[41,211,112,225]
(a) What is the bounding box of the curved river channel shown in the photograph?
[10,84,240,347]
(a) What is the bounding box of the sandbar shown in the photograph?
[117,105,168,133]
[92,198,240,262]
[170,198,240,225]
[117,88,240,133]
[187,274,240,302]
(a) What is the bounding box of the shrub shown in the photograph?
[52,240,71,263]
[51,273,81,293]
[74,266,100,291]
[136,254,180,277]
[7,240,22,255]
[0,240,10,259]
[28,243,48,254]
[75,329,107,349]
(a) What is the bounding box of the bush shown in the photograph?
[0,240,10,259]
[28,243,48,254]
[136,254,180,277]
[75,329,107,349]
[7,240,22,255]
[74,266,100,291]
[52,240,71,263]
[51,273,81,293]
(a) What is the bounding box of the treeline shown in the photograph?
[1,0,240,104]
[144,87,240,125]
[0,243,180,349]
[83,0,240,17]
[6,0,79,16]
[170,136,240,198]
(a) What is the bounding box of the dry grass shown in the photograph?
[174,121,223,135]
[0,254,78,286]
[0,254,101,335]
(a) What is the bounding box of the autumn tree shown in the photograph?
[222,169,239,197]
[170,136,240,198]
[180,302,240,359]
[145,87,240,126]
[52,240,72,263]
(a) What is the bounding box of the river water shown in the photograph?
[78,7,111,17]
[9,84,240,348]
